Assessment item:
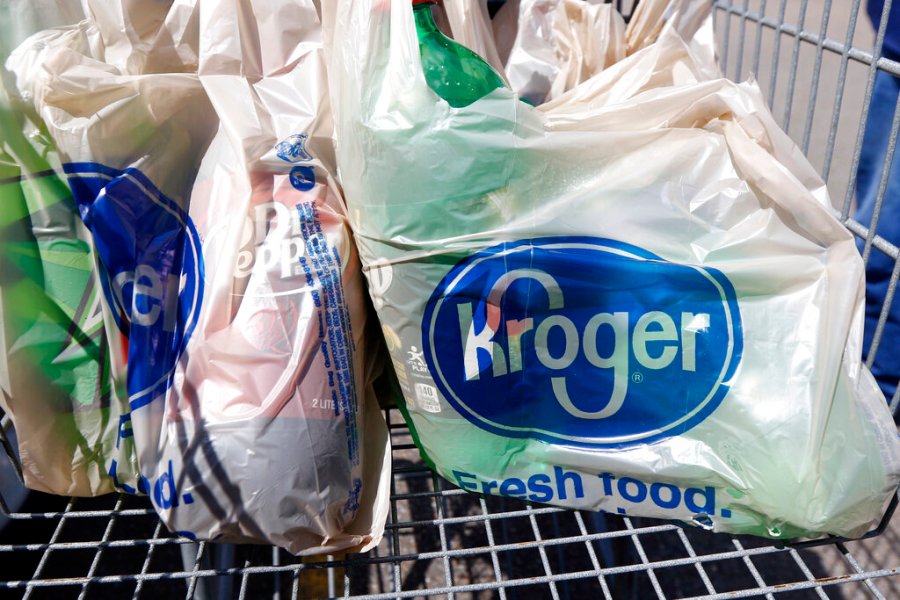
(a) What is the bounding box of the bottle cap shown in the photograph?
[412,0,438,5]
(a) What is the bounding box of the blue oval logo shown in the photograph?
[422,237,743,448]
[65,163,204,412]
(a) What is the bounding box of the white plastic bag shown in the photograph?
[493,0,626,104]
[625,0,719,79]
[325,0,900,539]
[442,0,508,77]
[0,0,139,497]
[11,0,390,554]
[492,0,719,105]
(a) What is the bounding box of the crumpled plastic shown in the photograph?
[8,0,391,555]
[323,0,900,539]
[0,0,138,497]
[493,0,626,104]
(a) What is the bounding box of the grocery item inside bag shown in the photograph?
[323,0,900,540]
[3,0,391,555]
[1,0,898,549]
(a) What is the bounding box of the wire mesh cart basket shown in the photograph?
[2,0,900,598]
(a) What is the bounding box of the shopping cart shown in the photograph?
[2,0,899,598]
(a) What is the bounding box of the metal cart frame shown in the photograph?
[1,407,899,599]
[2,0,899,598]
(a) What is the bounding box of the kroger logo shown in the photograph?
[275,133,313,163]
[422,237,742,448]
[65,163,203,411]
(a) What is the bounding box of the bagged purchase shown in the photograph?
[441,0,507,77]
[11,0,390,554]
[0,1,138,497]
[325,0,900,539]
[492,0,625,105]
[0,89,136,497]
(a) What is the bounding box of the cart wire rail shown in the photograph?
[2,0,900,598]
[1,409,899,599]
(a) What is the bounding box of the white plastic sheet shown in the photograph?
[9,0,390,554]
[324,0,900,539]
[1,0,138,497]
[494,0,626,104]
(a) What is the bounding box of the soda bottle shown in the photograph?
[413,0,506,108]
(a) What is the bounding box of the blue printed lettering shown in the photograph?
[554,466,584,500]
[153,460,178,510]
[597,472,729,519]
[454,471,478,492]
[454,467,584,504]
[618,477,648,503]
[527,474,554,502]
[499,477,526,498]
[598,472,615,496]
[650,482,681,509]
[685,486,716,515]
[423,237,742,448]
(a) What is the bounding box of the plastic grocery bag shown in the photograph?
[0,1,139,497]
[0,89,137,497]
[324,0,900,539]
[0,0,84,59]
[11,0,390,554]
[190,0,391,553]
[492,0,719,105]
[624,0,719,79]
[442,0,508,77]
[493,0,626,105]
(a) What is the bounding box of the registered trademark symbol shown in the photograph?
[631,372,644,383]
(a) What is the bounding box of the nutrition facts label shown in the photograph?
[297,201,360,467]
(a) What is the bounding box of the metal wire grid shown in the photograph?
[0,409,898,599]
[2,1,900,598]
[713,0,900,413]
